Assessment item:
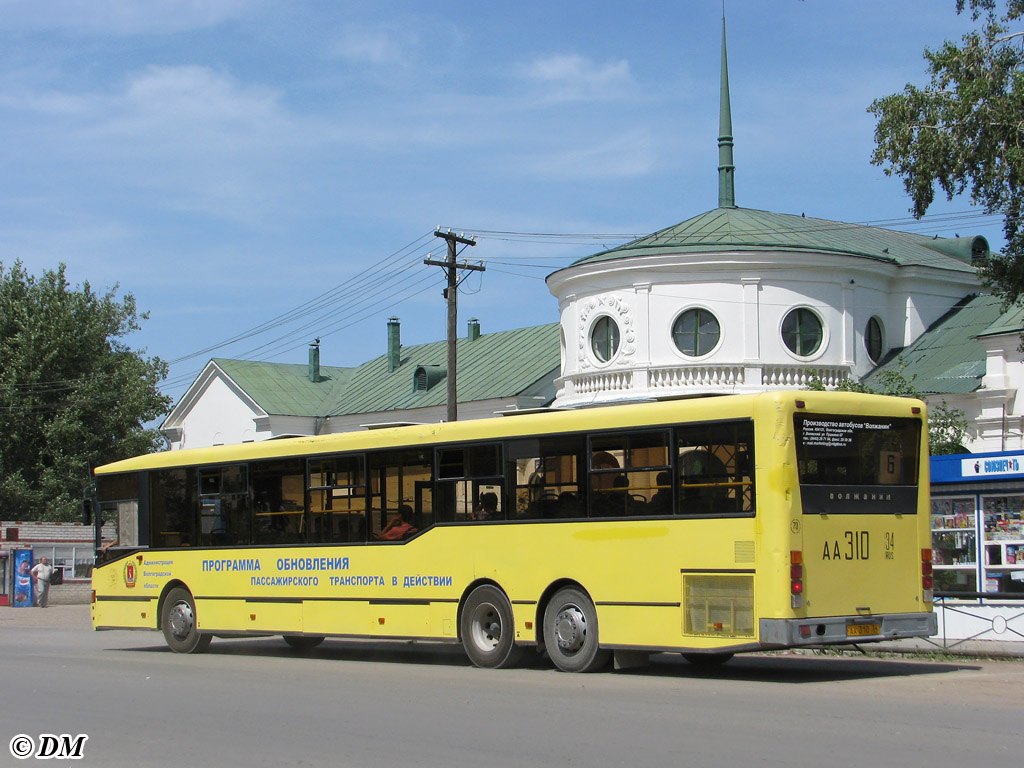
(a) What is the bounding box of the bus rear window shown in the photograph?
[794,414,921,515]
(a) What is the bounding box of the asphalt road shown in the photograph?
[2,613,1021,767]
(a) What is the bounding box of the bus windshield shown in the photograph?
[794,414,921,515]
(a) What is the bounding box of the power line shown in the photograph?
[237,270,443,362]
[165,231,437,366]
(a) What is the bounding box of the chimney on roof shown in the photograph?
[387,317,401,372]
[467,318,480,341]
[308,338,322,383]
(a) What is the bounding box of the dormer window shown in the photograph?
[413,365,445,393]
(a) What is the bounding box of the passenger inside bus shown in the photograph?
[649,471,673,515]
[589,451,621,517]
[679,449,730,515]
[376,506,418,541]
[472,492,499,520]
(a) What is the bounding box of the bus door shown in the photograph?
[793,414,925,618]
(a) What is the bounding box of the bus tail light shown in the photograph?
[921,549,934,601]
[791,551,803,608]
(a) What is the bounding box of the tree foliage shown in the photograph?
[0,261,171,521]
[807,360,969,455]
[868,0,1024,307]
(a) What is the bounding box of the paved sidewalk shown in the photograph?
[0,603,91,629]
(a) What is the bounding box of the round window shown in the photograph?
[782,308,823,357]
[673,308,720,357]
[591,316,620,362]
[866,316,884,363]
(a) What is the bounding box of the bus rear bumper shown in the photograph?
[759,611,937,648]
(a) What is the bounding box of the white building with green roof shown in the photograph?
[548,207,987,407]
[161,320,559,451]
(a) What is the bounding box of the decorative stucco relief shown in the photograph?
[577,294,636,369]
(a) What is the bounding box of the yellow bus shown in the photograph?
[90,390,936,672]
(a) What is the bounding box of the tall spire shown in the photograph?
[718,14,736,209]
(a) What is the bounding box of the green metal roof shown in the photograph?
[212,359,354,417]
[977,301,1024,338]
[566,207,987,274]
[327,323,560,416]
[210,323,561,420]
[862,295,1008,395]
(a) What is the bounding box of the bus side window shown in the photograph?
[199,465,250,546]
[252,459,306,545]
[676,420,755,516]
[369,450,432,537]
[508,436,583,519]
[96,473,140,551]
[150,468,195,548]
[308,455,367,544]
[434,445,504,523]
[589,431,671,517]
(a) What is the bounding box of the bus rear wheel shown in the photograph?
[461,585,523,669]
[543,587,610,673]
[161,587,211,654]
[283,635,325,651]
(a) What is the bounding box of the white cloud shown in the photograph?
[520,128,656,180]
[116,65,286,139]
[8,65,314,227]
[520,53,634,102]
[0,87,92,116]
[329,25,416,66]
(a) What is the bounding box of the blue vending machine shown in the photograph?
[13,550,33,607]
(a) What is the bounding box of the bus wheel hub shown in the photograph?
[168,601,195,639]
[554,606,587,652]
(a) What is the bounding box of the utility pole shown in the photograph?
[425,229,483,422]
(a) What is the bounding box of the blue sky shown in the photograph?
[0,0,1005,405]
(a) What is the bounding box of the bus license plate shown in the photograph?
[846,623,880,637]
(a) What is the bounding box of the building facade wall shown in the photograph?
[170,374,266,450]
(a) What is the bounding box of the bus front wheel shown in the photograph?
[161,587,212,654]
[461,585,523,669]
[543,587,610,673]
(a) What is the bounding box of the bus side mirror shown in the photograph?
[82,498,93,525]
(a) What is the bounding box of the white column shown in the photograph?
[842,281,855,366]
[632,283,652,394]
[742,277,762,387]
[904,295,924,346]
